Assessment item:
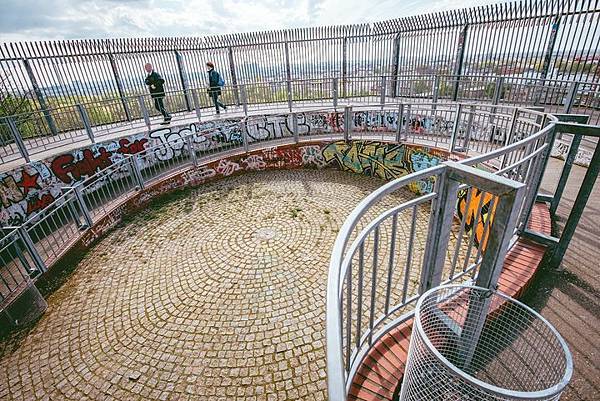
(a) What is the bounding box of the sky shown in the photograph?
[0,0,500,42]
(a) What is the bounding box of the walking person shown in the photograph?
[206,62,227,115]
[144,63,172,124]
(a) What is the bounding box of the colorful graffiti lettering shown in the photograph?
[51,148,113,184]
[26,193,56,215]
[456,188,497,249]
[117,138,148,155]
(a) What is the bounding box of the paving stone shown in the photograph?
[0,169,452,400]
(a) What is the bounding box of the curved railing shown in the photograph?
[0,74,596,166]
[0,94,568,398]
[325,104,557,399]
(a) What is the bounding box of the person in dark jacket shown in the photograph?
[206,62,227,114]
[144,63,171,124]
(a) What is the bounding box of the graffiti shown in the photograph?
[149,127,186,161]
[0,176,25,208]
[300,145,327,167]
[246,115,293,140]
[117,138,148,155]
[0,114,452,226]
[353,111,398,132]
[26,193,56,215]
[216,159,241,176]
[182,167,217,187]
[51,148,113,184]
[322,140,442,193]
[551,139,592,167]
[456,189,497,249]
[306,112,343,133]
[242,155,266,170]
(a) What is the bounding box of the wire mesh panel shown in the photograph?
[400,285,572,401]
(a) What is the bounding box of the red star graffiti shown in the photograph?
[18,170,41,196]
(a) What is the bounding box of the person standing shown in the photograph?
[206,62,227,114]
[144,63,171,124]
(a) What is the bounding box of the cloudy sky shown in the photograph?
[1,0,500,42]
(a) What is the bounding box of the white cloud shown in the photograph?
[0,0,502,42]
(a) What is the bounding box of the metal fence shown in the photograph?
[399,285,572,400]
[1,73,596,166]
[1,0,599,125]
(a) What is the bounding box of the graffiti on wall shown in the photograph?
[456,188,497,249]
[0,110,454,226]
[322,140,444,194]
[0,120,242,226]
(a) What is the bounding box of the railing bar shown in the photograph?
[368,227,379,345]
[355,241,364,350]
[384,213,398,315]
[402,205,418,303]
[345,261,352,370]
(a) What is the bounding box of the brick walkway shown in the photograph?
[525,157,600,400]
[0,169,427,401]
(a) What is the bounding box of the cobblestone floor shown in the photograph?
[0,169,426,401]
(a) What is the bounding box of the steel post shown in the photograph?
[76,104,95,144]
[174,50,192,112]
[138,95,151,130]
[108,53,132,121]
[5,117,30,163]
[23,58,58,136]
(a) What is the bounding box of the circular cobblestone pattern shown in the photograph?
[0,169,425,401]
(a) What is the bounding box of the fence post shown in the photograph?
[191,88,202,122]
[185,135,198,167]
[449,103,463,152]
[292,113,299,143]
[342,37,348,98]
[452,24,468,101]
[563,81,579,114]
[380,76,386,106]
[76,104,95,144]
[284,35,293,112]
[343,106,352,141]
[462,105,475,150]
[241,120,250,152]
[23,58,58,136]
[333,78,339,109]
[405,104,412,141]
[61,187,85,229]
[500,108,520,168]
[73,184,93,228]
[432,75,440,112]
[174,50,192,112]
[129,155,145,190]
[240,85,248,117]
[287,80,293,112]
[419,167,460,293]
[6,117,30,163]
[390,35,401,98]
[227,46,241,106]
[108,53,132,121]
[138,96,151,130]
[396,103,404,143]
[14,226,47,273]
[492,76,504,105]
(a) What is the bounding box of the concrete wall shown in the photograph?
[0,109,453,226]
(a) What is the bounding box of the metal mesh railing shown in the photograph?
[399,285,572,401]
